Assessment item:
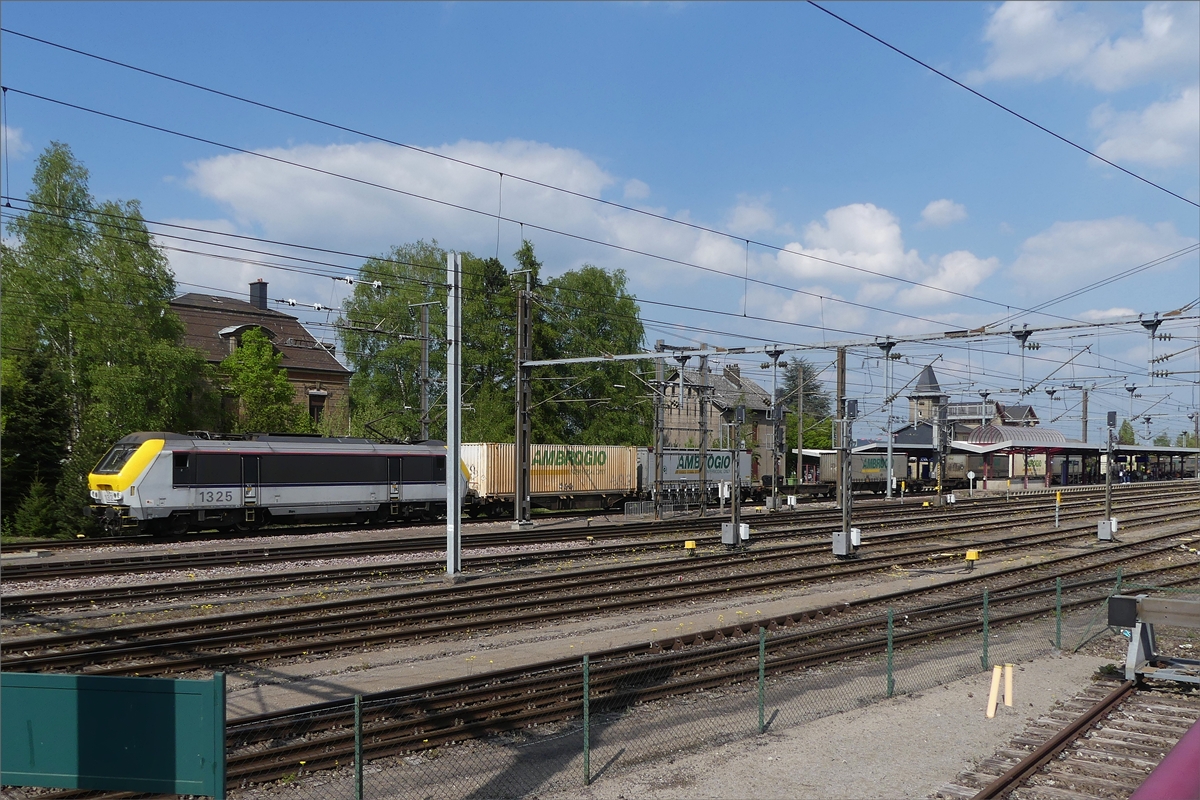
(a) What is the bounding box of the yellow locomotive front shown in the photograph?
[87,435,166,534]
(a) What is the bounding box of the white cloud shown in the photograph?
[895,250,1000,307]
[2,125,32,159]
[1078,307,1138,321]
[623,178,650,200]
[1082,3,1199,92]
[971,2,1199,91]
[920,199,968,227]
[1091,85,1200,167]
[725,195,776,236]
[1009,216,1197,295]
[767,203,997,311]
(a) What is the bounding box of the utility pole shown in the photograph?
[1142,315,1163,385]
[698,352,709,517]
[654,340,666,519]
[1081,387,1088,443]
[513,271,533,527]
[731,408,743,543]
[1104,410,1116,531]
[797,361,805,484]
[409,301,438,441]
[1012,327,1033,394]
[445,252,463,576]
[877,340,896,499]
[1190,412,1200,486]
[766,348,785,510]
[835,347,846,511]
[937,401,949,503]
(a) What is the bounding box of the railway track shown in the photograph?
[4,499,1196,676]
[940,681,1200,800]
[4,486,1195,616]
[3,484,1190,584]
[210,559,1200,787]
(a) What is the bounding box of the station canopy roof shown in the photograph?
[966,424,1068,448]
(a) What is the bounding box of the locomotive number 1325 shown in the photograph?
[197,489,235,503]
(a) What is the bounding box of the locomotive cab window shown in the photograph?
[434,455,446,482]
[94,444,139,475]
[173,452,196,486]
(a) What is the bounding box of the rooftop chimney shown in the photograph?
[250,279,268,310]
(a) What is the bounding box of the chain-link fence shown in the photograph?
[219,569,1200,800]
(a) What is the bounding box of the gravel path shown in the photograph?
[537,653,1111,800]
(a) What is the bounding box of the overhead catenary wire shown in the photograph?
[805,1,1200,210]
[9,25,1182,316]
[0,85,1106,328]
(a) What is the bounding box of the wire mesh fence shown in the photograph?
[219,568,1200,800]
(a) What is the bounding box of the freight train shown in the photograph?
[87,435,765,533]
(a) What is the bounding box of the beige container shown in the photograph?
[462,443,638,500]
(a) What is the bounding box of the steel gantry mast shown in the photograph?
[514,270,533,527]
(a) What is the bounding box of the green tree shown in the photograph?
[0,353,69,523]
[1175,431,1199,448]
[13,477,59,538]
[1118,419,1137,445]
[776,357,833,476]
[539,265,651,444]
[1,142,221,532]
[221,328,311,433]
[339,239,650,445]
[1152,432,1171,447]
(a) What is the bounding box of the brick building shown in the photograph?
[170,280,352,427]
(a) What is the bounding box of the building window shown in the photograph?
[308,391,327,424]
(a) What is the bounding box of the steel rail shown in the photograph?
[5,488,1182,612]
[970,680,1138,800]
[4,483,1182,581]
[1,499,1184,649]
[4,505,1196,676]
[221,571,1197,786]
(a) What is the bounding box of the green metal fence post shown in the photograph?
[214,671,226,800]
[583,655,591,786]
[758,626,767,733]
[981,590,990,671]
[1055,577,1062,650]
[354,694,363,800]
[886,609,895,698]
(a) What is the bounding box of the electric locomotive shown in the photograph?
[87,431,468,535]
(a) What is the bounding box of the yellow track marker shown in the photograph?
[986,665,1003,718]
[1004,664,1014,707]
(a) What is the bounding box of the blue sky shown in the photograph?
[2,2,1198,442]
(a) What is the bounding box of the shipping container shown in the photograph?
[818,453,907,485]
[461,443,638,512]
[637,447,753,491]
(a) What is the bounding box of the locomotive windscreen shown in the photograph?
[93,444,140,474]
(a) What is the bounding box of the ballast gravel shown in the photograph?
[537,653,1110,800]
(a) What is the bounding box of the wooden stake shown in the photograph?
[986,665,1003,718]
[1004,664,1014,707]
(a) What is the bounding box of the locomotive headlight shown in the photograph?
[89,490,99,500]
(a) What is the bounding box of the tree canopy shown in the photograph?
[221,328,312,434]
[338,239,652,445]
[0,142,220,534]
